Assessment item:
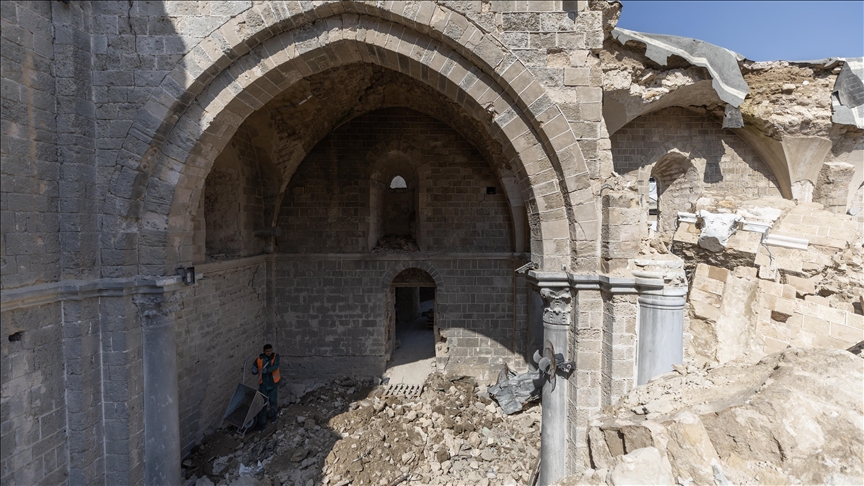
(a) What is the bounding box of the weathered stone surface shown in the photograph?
[3,2,863,485]
[566,348,864,486]
[607,447,673,486]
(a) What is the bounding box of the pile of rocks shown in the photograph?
[185,373,541,486]
[555,347,864,485]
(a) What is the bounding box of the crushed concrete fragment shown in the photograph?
[832,57,864,128]
[611,28,749,107]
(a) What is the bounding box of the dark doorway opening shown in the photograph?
[385,270,437,384]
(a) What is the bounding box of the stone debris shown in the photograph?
[372,234,420,253]
[673,196,864,364]
[554,347,864,485]
[696,211,742,252]
[183,373,541,486]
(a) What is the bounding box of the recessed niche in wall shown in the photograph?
[369,151,420,251]
[650,152,700,238]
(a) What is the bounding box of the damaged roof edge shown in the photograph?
[831,57,864,129]
[611,27,750,107]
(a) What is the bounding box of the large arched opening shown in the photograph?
[105,4,597,480]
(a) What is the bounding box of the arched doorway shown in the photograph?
[384,268,437,385]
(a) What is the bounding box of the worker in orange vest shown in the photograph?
[250,343,280,431]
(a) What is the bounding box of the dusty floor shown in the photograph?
[383,302,437,386]
[184,373,542,486]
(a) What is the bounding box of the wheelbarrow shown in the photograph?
[222,357,268,435]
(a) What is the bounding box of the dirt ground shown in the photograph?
[184,373,542,486]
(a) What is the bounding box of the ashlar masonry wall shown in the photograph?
[611,107,783,199]
[277,108,514,254]
[270,108,527,382]
[273,256,527,382]
[173,257,268,456]
[0,302,68,485]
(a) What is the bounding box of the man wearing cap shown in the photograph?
[250,343,280,431]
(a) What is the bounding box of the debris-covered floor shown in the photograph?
[184,374,542,486]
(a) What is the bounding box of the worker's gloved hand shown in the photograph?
[250,365,258,375]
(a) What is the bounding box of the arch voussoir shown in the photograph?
[118,7,583,274]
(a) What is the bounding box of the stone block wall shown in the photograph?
[1,290,145,486]
[202,127,272,261]
[1,1,61,290]
[688,263,863,365]
[277,108,514,254]
[567,288,603,471]
[99,294,145,486]
[611,107,783,202]
[0,302,68,485]
[602,293,637,405]
[494,3,609,270]
[173,258,268,455]
[273,256,525,383]
[600,190,645,273]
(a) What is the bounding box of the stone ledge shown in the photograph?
[274,252,528,261]
[1,275,187,311]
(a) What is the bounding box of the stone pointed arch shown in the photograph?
[380,261,445,291]
[106,2,593,278]
[635,145,707,237]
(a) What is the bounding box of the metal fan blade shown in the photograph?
[537,357,551,373]
[544,340,557,371]
[544,340,557,391]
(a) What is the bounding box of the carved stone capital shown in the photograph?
[539,287,572,326]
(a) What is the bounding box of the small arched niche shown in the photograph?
[369,150,420,251]
[649,152,702,239]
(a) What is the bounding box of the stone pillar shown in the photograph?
[636,288,687,385]
[138,293,182,486]
[527,286,544,369]
[531,272,572,486]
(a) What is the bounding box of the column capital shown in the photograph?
[539,287,572,326]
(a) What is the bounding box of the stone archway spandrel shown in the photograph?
[113,5,591,274]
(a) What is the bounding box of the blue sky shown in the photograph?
[616,1,864,61]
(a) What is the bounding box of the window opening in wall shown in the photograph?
[648,177,659,233]
[371,158,419,251]
[384,269,437,385]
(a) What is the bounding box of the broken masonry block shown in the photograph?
[722,104,744,128]
[697,211,742,252]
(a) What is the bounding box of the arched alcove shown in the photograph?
[650,152,701,238]
[369,148,421,251]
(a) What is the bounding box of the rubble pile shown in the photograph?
[672,196,864,363]
[555,347,864,486]
[372,234,420,252]
[184,373,541,486]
